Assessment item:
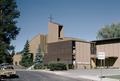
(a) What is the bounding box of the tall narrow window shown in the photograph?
[91,43,96,55]
[58,26,63,39]
[57,58,60,62]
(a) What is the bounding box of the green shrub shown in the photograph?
[48,63,67,71]
[34,64,44,69]
[68,64,74,69]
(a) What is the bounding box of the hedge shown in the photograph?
[48,63,67,71]
[34,64,44,69]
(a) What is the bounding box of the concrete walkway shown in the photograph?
[30,69,120,81]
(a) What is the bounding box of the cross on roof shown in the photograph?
[48,14,53,22]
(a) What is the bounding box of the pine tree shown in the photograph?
[0,0,20,64]
[23,40,30,55]
[20,40,33,67]
[34,44,44,69]
[35,44,44,65]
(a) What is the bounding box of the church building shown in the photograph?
[13,21,120,69]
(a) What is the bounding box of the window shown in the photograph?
[57,58,60,62]
[72,41,75,49]
[58,26,63,39]
[91,43,96,55]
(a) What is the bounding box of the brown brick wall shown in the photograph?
[96,43,120,68]
[47,22,64,43]
[29,34,47,60]
[75,42,91,69]
[44,41,73,64]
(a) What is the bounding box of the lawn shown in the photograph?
[106,75,120,80]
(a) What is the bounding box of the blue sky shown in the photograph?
[13,0,120,52]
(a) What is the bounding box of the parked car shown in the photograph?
[0,64,16,78]
[0,66,4,79]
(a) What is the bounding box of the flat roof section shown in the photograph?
[91,38,120,45]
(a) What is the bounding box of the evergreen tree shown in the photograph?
[0,0,20,64]
[35,44,44,65]
[20,40,33,67]
[34,44,44,69]
[23,40,30,55]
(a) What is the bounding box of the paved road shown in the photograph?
[4,71,91,81]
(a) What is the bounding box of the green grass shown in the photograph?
[106,75,120,79]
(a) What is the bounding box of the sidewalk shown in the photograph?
[30,69,120,81]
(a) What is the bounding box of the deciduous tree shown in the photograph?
[0,0,20,63]
[97,23,120,39]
